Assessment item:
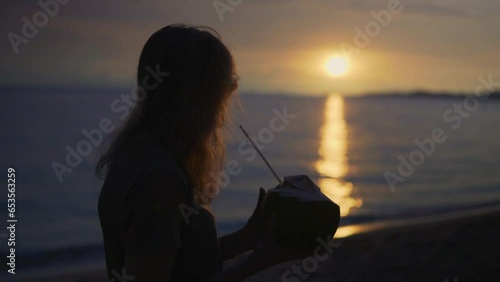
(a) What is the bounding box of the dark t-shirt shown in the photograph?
[97,134,223,281]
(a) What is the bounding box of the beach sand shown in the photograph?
[248,207,500,282]
[15,208,500,282]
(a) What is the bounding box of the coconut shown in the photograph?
[263,175,341,249]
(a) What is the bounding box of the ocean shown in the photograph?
[1,89,499,279]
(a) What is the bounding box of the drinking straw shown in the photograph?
[239,125,283,186]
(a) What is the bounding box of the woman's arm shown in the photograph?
[125,204,312,282]
[124,177,308,282]
[203,215,313,282]
[125,251,263,282]
[123,169,187,282]
[125,252,177,281]
[219,227,253,259]
[199,252,266,282]
[219,188,268,260]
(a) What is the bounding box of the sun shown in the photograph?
[325,56,349,77]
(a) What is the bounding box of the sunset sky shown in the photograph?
[1,0,499,95]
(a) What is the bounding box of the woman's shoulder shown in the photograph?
[107,132,192,205]
[117,132,186,182]
[137,166,190,208]
[140,135,189,188]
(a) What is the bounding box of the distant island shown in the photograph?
[352,90,500,100]
[1,86,499,100]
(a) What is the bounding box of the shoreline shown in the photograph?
[13,206,500,281]
[335,203,500,238]
[249,206,500,281]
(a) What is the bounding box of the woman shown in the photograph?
[97,24,309,282]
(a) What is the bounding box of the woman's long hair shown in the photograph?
[96,24,238,205]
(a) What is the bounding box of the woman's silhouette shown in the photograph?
[97,24,309,281]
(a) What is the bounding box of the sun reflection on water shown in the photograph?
[316,95,362,217]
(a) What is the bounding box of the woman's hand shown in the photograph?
[242,187,268,249]
[250,215,313,268]
[218,188,268,260]
[205,208,313,282]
